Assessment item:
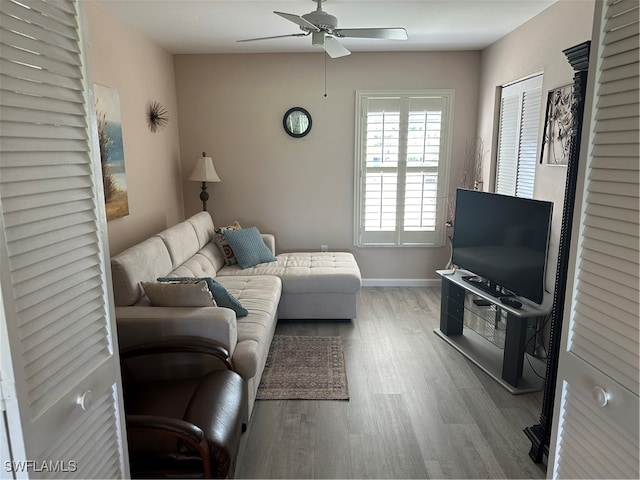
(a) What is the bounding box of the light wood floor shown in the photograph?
[236,287,547,479]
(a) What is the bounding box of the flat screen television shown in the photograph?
[451,188,553,304]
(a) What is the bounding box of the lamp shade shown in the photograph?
[189,154,221,183]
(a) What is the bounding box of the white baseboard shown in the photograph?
[361,278,441,287]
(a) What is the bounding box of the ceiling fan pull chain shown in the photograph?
[324,53,328,98]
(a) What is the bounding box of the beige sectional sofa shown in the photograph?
[110,212,361,418]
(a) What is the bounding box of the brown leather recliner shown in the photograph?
[120,337,247,478]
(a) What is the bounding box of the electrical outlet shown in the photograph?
[320,244,328,252]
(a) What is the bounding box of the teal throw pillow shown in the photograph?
[223,226,277,269]
[157,277,248,317]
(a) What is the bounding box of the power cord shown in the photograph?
[525,313,552,379]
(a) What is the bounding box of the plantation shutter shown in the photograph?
[551,0,639,477]
[515,86,542,197]
[495,75,543,198]
[0,0,129,477]
[355,91,453,246]
[361,97,401,244]
[496,91,519,195]
[403,97,443,241]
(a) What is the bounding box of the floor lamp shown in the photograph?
[189,152,221,211]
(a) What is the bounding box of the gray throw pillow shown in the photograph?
[223,226,277,269]
[157,277,248,317]
[142,280,216,307]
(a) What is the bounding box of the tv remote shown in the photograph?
[473,299,492,307]
[500,296,522,309]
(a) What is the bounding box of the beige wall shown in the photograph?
[87,2,184,255]
[86,0,595,284]
[476,0,595,293]
[174,51,481,282]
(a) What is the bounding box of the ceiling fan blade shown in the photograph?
[323,36,351,58]
[237,33,309,43]
[333,28,408,40]
[274,11,320,32]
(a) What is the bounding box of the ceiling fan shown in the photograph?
[237,0,408,58]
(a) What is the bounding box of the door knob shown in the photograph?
[592,385,610,407]
[77,390,93,411]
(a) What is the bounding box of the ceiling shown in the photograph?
[93,0,558,55]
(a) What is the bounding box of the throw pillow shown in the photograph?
[223,227,277,269]
[214,221,242,265]
[157,277,249,317]
[142,280,216,307]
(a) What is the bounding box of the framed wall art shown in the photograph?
[94,84,130,220]
[540,84,575,166]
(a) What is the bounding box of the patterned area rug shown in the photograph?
[256,335,349,400]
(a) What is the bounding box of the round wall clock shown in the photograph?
[283,107,312,138]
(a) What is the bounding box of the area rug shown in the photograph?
[256,335,349,400]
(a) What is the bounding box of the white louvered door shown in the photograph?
[0,0,129,478]
[549,0,639,478]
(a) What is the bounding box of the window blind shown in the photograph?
[496,93,519,195]
[495,75,543,198]
[364,100,400,233]
[516,86,543,197]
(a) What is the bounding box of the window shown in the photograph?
[354,91,454,246]
[495,74,543,198]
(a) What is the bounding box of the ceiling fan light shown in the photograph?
[242,0,406,56]
[311,31,324,46]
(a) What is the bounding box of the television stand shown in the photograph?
[436,269,552,394]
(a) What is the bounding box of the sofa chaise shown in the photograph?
[110,211,361,418]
